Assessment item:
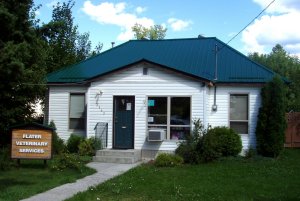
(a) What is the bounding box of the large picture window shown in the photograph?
[148,96,191,140]
[69,93,86,130]
[230,94,248,134]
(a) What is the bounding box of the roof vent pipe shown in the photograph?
[111,42,115,48]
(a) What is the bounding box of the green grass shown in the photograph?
[0,158,96,201]
[68,149,300,201]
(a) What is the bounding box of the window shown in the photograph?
[148,96,191,140]
[230,94,248,134]
[69,93,86,130]
[143,67,148,75]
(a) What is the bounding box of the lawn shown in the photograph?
[0,158,96,201]
[68,149,300,201]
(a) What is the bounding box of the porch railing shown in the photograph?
[94,122,108,149]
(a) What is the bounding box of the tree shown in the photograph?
[256,76,287,157]
[39,0,101,73]
[249,45,300,111]
[0,0,47,145]
[132,23,167,40]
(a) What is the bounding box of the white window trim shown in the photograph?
[146,95,192,141]
[228,93,249,135]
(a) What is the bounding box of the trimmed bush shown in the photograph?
[67,134,84,153]
[154,153,183,167]
[201,127,242,162]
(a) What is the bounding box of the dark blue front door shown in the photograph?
[113,96,134,149]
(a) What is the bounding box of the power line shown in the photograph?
[225,0,276,47]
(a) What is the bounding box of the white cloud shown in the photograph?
[46,0,58,8]
[35,10,40,16]
[82,1,154,41]
[242,0,300,56]
[167,18,192,32]
[136,6,146,14]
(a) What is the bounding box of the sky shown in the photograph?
[33,0,300,57]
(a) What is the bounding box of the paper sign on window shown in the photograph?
[148,100,155,107]
[148,117,154,122]
[126,103,131,110]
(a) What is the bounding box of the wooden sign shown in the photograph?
[11,125,53,160]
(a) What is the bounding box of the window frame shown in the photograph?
[69,93,86,131]
[147,96,192,140]
[229,93,249,135]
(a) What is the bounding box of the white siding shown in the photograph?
[48,86,87,141]
[87,64,205,151]
[47,64,262,152]
[207,86,261,149]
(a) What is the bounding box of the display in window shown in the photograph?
[170,127,190,140]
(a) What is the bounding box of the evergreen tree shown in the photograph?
[0,0,47,143]
[39,0,100,73]
[256,76,287,157]
[249,45,300,111]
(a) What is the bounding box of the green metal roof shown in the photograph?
[47,37,276,84]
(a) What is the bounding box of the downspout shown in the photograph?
[212,44,218,111]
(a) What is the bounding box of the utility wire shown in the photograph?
[220,0,276,50]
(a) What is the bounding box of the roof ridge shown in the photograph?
[128,37,217,42]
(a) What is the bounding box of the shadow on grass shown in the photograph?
[0,179,34,190]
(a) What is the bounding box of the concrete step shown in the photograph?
[93,149,141,164]
[95,149,140,157]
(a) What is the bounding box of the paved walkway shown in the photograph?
[21,162,141,201]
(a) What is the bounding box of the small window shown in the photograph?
[230,94,248,134]
[69,93,86,130]
[143,67,148,75]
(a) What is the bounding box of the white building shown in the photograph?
[45,38,276,159]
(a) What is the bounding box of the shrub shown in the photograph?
[154,153,183,167]
[0,146,12,171]
[213,127,242,156]
[176,141,201,164]
[79,137,102,156]
[48,121,66,154]
[89,137,103,151]
[79,138,93,156]
[244,147,257,159]
[50,153,84,171]
[256,75,287,157]
[67,134,84,153]
[175,119,209,164]
[200,127,242,162]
